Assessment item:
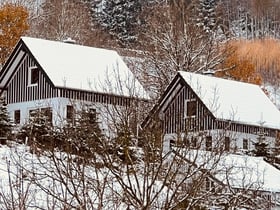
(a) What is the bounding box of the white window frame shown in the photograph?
[28,66,39,86]
[184,99,197,119]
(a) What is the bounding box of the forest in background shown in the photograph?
[1,0,280,97]
[0,1,280,209]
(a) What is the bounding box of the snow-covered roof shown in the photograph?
[21,37,148,98]
[175,149,280,192]
[179,71,280,129]
[217,154,280,192]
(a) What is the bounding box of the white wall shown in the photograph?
[7,97,126,138]
[8,97,70,127]
[163,129,276,154]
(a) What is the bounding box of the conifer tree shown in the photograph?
[0,97,11,137]
[194,0,218,34]
[97,0,141,46]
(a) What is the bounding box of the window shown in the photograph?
[29,109,39,118]
[88,108,97,123]
[243,139,248,150]
[66,105,74,120]
[14,110,20,124]
[29,108,52,125]
[29,67,39,85]
[205,177,215,192]
[41,107,52,125]
[186,100,197,117]
[205,136,212,151]
[191,137,197,148]
[225,137,230,151]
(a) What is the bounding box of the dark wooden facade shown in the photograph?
[0,40,132,107]
[143,74,278,138]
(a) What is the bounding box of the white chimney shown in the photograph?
[63,37,76,44]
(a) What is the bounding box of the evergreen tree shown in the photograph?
[18,109,53,149]
[63,107,105,158]
[0,97,11,137]
[193,0,218,34]
[97,0,142,46]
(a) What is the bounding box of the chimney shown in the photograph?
[202,69,215,76]
[63,37,76,44]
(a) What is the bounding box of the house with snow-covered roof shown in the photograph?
[171,149,280,208]
[0,37,148,133]
[142,71,280,153]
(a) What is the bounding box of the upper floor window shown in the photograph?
[186,100,197,117]
[29,67,39,85]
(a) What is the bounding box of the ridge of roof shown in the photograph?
[178,71,280,130]
[20,36,148,98]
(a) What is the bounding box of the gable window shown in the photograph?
[206,136,212,151]
[29,67,39,85]
[186,100,197,117]
[225,137,230,151]
[243,139,248,150]
[14,110,20,124]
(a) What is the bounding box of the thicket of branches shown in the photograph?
[0,100,274,209]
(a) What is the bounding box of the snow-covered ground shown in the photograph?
[1,142,280,209]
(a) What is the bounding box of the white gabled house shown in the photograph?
[142,71,280,153]
[0,37,148,134]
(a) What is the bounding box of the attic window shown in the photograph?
[186,100,197,117]
[29,67,39,85]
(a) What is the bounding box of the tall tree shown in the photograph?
[193,0,218,34]
[32,0,92,45]
[95,0,142,47]
[139,0,231,98]
[0,3,29,66]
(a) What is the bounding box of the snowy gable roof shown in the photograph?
[217,154,280,192]
[21,37,148,98]
[183,150,280,192]
[179,71,280,130]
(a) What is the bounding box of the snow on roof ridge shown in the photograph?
[178,71,280,130]
[20,36,148,98]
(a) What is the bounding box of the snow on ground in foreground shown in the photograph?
[0,143,168,209]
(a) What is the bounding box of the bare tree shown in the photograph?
[29,0,92,45]
[137,1,232,98]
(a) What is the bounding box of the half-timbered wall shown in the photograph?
[6,54,59,104]
[59,87,131,107]
[162,81,215,134]
[5,52,133,107]
[161,77,278,138]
